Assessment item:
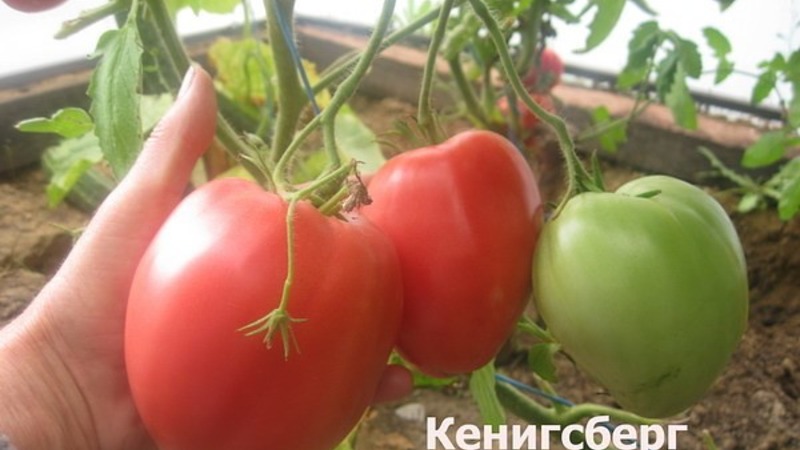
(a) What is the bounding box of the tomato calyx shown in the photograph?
[239,304,308,358]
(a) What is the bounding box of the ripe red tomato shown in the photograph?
[362,130,543,376]
[125,178,403,450]
[3,0,66,12]
[522,48,564,93]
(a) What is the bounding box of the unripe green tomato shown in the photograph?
[533,175,749,418]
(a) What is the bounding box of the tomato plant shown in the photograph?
[363,130,543,376]
[533,175,749,418]
[125,178,403,450]
[14,0,761,442]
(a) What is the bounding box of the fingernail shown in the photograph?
[177,64,196,99]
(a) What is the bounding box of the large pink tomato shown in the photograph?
[126,178,403,450]
[362,130,543,376]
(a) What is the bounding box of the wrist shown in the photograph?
[0,311,96,450]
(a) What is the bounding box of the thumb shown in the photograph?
[54,65,218,299]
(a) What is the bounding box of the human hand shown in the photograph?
[0,66,411,449]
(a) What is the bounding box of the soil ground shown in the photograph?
[0,96,797,449]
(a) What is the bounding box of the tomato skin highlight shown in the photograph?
[125,178,403,450]
[533,175,749,418]
[363,130,543,376]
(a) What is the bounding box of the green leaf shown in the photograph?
[702,430,721,450]
[164,0,239,15]
[742,131,790,168]
[777,159,800,220]
[703,27,731,56]
[786,50,800,85]
[629,0,657,15]
[654,50,679,100]
[737,192,763,214]
[590,106,627,152]
[714,58,735,84]
[788,84,800,128]
[141,93,175,134]
[579,0,626,53]
[469,363,506,429]
[41,133,103,207]
[627,20,661,59]
[665,67,697,129]
[208,37,276,116]
[549,3,581,24]
[617,21,661,89]
[335,105,386,174]
[751,70,777,105]
[291,151,328,184]
[617,66,648,89]
[15,108,94,139]
[389,353,456,388]
[675,37,702,79]
[714,0,736,11]
[442,12,481,61]
[88,23,143,179]
[331,424,358,450]
[527,343,560,383]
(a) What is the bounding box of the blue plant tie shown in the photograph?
[270,0,322,116]
[494,373,575,407]
[493,373,628,440]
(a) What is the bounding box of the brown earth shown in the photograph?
[0,96,797,449]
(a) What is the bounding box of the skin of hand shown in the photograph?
[0,66,412,449]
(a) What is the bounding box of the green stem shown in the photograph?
[321,0,397,167]
[317,185,350,216]
[217,119,273,187]
[144,0,268,184]
[239,197,306,358]
[497,380,659,428]
[417,0,455,144]
[575,99,652,144]
[272,114,322,193]
[266,0,305,163]
[238,162,354,356]
[313,0,467,95]
[496,382,559,424]
[480,59,496,116]
[448,57,489,127]
[559,403,660,426]
[517,314,554,342]
[514,0,545,75]
[145,0,190,75]
[698,147,781,199]
[273,0,397,187]
[56,0,128,39]
[469,0,597,217]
